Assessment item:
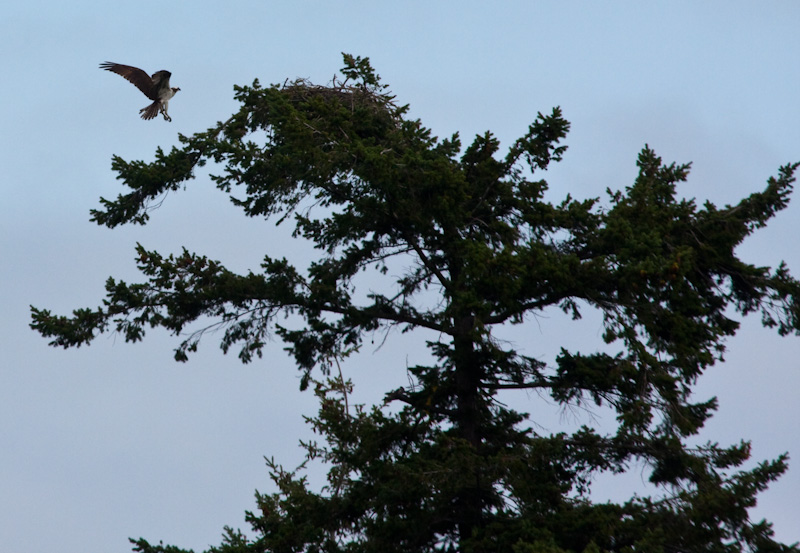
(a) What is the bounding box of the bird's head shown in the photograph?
[172,87,181,93]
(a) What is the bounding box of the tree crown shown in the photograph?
[32,54,800,553]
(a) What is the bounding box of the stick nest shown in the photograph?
[281,78,400,124]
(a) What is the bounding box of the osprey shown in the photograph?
[100,62,180,121]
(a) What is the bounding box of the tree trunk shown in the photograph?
[452,312,484,549]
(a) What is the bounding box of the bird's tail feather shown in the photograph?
[139,101,160,120]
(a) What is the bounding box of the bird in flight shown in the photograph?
[100,62,181,122]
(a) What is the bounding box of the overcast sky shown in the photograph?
[2,2,800,552]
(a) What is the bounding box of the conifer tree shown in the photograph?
[32,54,800,553]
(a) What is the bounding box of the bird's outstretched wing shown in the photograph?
[99,62,160,101]
[149,70,172,92]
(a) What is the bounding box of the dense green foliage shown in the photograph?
[32,54,800,552]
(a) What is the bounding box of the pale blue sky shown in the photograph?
[2,2,800,551]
